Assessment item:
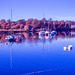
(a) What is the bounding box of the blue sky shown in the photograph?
[0,0,75,21]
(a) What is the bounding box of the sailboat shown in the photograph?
[5,35,14,42]
[5,9,15,43]
[15,35,22,43]
[45,31,50,39]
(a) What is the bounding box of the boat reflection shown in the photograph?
[0,30,75,44]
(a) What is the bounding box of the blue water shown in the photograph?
[0,32,75,75]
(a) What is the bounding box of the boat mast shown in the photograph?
[10,10,13,69]
[11,9,12,21]
[11,9,14,35]
[42,13,45,30]
[43,13,44,19]
[11,9,12,29]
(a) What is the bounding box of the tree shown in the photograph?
[26,18,33,26]
[48,18,53,30]
[16,19,25,25]
[20,24,24,29]
[32,19,38,28]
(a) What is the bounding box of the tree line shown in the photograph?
[0,18,75,30]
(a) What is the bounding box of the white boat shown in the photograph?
[5,10,15,42]
[39,30,45,36]
[5,35,14,42]
[64,45,72,51]
[51,30,57,34]
[49,30,57,37]
[39,30,45,39]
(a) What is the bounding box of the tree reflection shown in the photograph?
[0,31,75,44]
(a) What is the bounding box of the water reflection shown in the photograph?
[0,31,75,44]
[0,31,75,75]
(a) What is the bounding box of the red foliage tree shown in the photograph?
[26,18,33,26]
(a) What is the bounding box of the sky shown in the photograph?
[0,0,75,21]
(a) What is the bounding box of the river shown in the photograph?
[0,31,75,75]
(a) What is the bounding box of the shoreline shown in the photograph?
[0,28,75,32]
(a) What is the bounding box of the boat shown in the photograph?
[45,31,49,36]
[51,30,57,34]
[39,30,45,39]
[15,35,22,43]
[64,45,72,51]
[45,31,50,39]
[5,10,15,43]
[39,30,57,39]
[50,30,57,37]
[5,35,14,42]
[39,30,45,36]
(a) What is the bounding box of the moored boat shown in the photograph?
[5,35,14,42]
[50,30,57,37]
[45,31,50,39]
[64,45,72,51]
[15,35,22,43]
[51,30,57,34]
[45,31,49,36]
[39,30,45,36]
[39,30,57,39]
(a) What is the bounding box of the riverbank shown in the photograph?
[0,18,75,31]
[0,28,75,32]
